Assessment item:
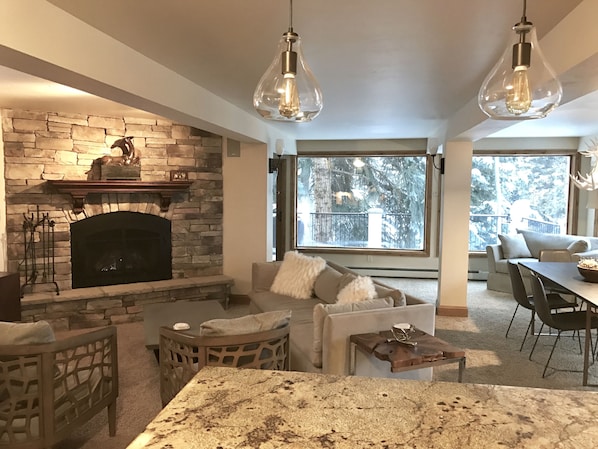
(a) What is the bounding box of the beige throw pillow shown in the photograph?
[0,321,55,345]
[311,297,393,368]
[270,251,326,299]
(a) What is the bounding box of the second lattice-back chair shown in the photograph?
[159,310,291,406]
[0,322,118,449]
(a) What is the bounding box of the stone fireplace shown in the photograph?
[3,109,230,329]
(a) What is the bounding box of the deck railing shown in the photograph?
[302,211,561,250]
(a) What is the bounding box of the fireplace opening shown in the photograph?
[71,211,172,288]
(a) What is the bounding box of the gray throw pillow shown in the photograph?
[498,234,531,259]
[567,239,590,254]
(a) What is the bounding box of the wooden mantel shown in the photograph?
[47,180,193,214]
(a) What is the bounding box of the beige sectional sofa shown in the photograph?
[248,259,436,380]
[486,229,598,293]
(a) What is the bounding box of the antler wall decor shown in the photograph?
[571,141,598,191]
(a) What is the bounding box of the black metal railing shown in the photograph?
[521,217,561,234]
[310,212,369,247]
[306,211,560,250]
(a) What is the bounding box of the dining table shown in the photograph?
[519,261,598,386]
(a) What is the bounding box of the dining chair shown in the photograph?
[505,261,575,352]
[538,249,580,300]
[529,274,598,378]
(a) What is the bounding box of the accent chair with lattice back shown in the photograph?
[159,310,291,406]
[0,322,119,448]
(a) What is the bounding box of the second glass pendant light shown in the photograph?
[253,0,323,122]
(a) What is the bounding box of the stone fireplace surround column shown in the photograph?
[3,109,230,330]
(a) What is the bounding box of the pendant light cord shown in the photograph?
[521,0,527,22]
[288,0,294,32]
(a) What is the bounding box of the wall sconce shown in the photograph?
[269,156,283,173]
[269,139,285,173]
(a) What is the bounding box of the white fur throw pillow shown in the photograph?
[270,251,326,299]
[336,275,377,304]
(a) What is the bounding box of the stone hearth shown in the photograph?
[20,275,233,330]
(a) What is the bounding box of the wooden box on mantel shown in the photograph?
[101,165,141,180]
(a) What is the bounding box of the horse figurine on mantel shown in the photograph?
[103,136,140,166]
[87,136,141,180]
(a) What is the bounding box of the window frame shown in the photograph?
[291,151,434,256]
[468,149,581,255]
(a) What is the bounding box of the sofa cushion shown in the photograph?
[0,321,55,345]
[337,275,377,304]
[498,234,531,258]
[199,310,292,336]
[312,297,394,368]
[313,266,344,304]
[518,229,584,258]
[270,251,326,299]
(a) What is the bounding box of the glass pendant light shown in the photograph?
[253,0,323,122]
[478,0,562,120]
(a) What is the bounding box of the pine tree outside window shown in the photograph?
[295,154,429,251]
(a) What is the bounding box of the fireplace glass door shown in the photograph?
[71,211,172,288]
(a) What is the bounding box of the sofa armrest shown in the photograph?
[251,261,282,292]
[486,244,504,274]
[321,303,436,375]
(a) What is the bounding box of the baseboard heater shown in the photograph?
[348,266,488,281]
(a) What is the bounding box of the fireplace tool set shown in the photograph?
[20,206,59,297]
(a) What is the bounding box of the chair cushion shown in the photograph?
[270,251,326,299]
[0,321,55,345]
[311,297,393,368]
[199,310,292,336]
[498,234,532,258]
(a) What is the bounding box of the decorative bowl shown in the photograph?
[577,266,598,283]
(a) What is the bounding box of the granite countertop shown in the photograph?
[128,366,598,449]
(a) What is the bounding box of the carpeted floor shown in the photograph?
[54,279,598,449]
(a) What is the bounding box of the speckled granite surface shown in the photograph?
[128,366,598,449]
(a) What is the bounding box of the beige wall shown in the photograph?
[223,141,271,294]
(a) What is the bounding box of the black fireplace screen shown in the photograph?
[71,211,172,288]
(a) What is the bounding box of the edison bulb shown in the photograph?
[278,73,300,118]
[506,65,532,115]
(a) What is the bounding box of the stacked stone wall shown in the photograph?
[3,109,224,293]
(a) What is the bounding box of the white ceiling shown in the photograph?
[2,0,597,142]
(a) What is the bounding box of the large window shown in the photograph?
[295,154,428,251]
[469,154,573,251]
